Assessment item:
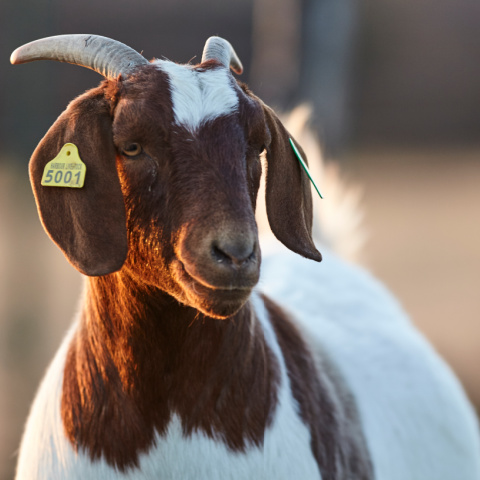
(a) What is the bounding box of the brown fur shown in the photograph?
[50,65,283,470]
[264,295,374,480]
[29,60,368,475]
[29,87,127,276]
[62,276,280,471]
[262,104,322,262]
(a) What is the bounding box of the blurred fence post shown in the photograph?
[250,0,359,157]
[298,0,360,157]
[250,0,302,107]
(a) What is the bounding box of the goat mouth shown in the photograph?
[179,258,257,291]
[172,260,254,319]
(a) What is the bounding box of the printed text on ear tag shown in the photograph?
[41,143,86,188]
[289,138,323,199]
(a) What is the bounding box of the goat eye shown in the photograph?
[122,143,142,157]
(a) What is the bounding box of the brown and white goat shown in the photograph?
[12,35,480,480]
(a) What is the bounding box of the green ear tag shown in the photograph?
[289,138,323,199]
[41,143,86,188]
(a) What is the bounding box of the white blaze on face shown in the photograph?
[155,60,239,133]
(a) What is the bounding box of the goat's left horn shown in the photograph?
[10,34,148,80]
[201,37,243,75]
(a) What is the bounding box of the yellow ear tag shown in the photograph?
[41,143,86,188]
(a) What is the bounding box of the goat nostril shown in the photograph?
[212,245,232,264]
[211,242,256,268]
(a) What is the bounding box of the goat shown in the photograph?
[11,35,480,480]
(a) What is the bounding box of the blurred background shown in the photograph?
[1,0,479,477]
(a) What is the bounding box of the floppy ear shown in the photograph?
[29,87,128,276]
[262,105,322,262]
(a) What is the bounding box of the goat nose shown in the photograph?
[211,235,257,269]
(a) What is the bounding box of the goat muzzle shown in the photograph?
[211,232,258,274]
[179,229,260,289]
[174,223,260,318]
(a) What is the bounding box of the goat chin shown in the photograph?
[186,294,250,320]
[172,259,254,319]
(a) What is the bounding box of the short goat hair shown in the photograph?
[13,35,480,480]
[18,34,321,278]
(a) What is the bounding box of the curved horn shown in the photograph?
[10,34,148,80]
[201,36,243,75]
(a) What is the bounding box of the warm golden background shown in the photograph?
[1,1,479,478]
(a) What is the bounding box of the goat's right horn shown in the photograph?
[10,34,149,80]
[201,37,243,75]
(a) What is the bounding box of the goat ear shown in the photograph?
[29,88,128,276]
[262,105,322,262]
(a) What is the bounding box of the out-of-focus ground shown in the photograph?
[1,147,479,479]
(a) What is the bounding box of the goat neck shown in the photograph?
[61,271,279,471]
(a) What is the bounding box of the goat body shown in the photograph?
[12,36,480,479]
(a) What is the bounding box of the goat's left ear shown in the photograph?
[262,105,322,262]
[29,87,128,276]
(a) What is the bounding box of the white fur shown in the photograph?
[16,244,480,479]
[259,237,480,480]
[253,293,321,479]
[15,68,480,478]
[154,60,239,133]
[16,297,320,480]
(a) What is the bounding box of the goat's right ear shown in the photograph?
[29,88,128,276]
[262,104,322,262]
